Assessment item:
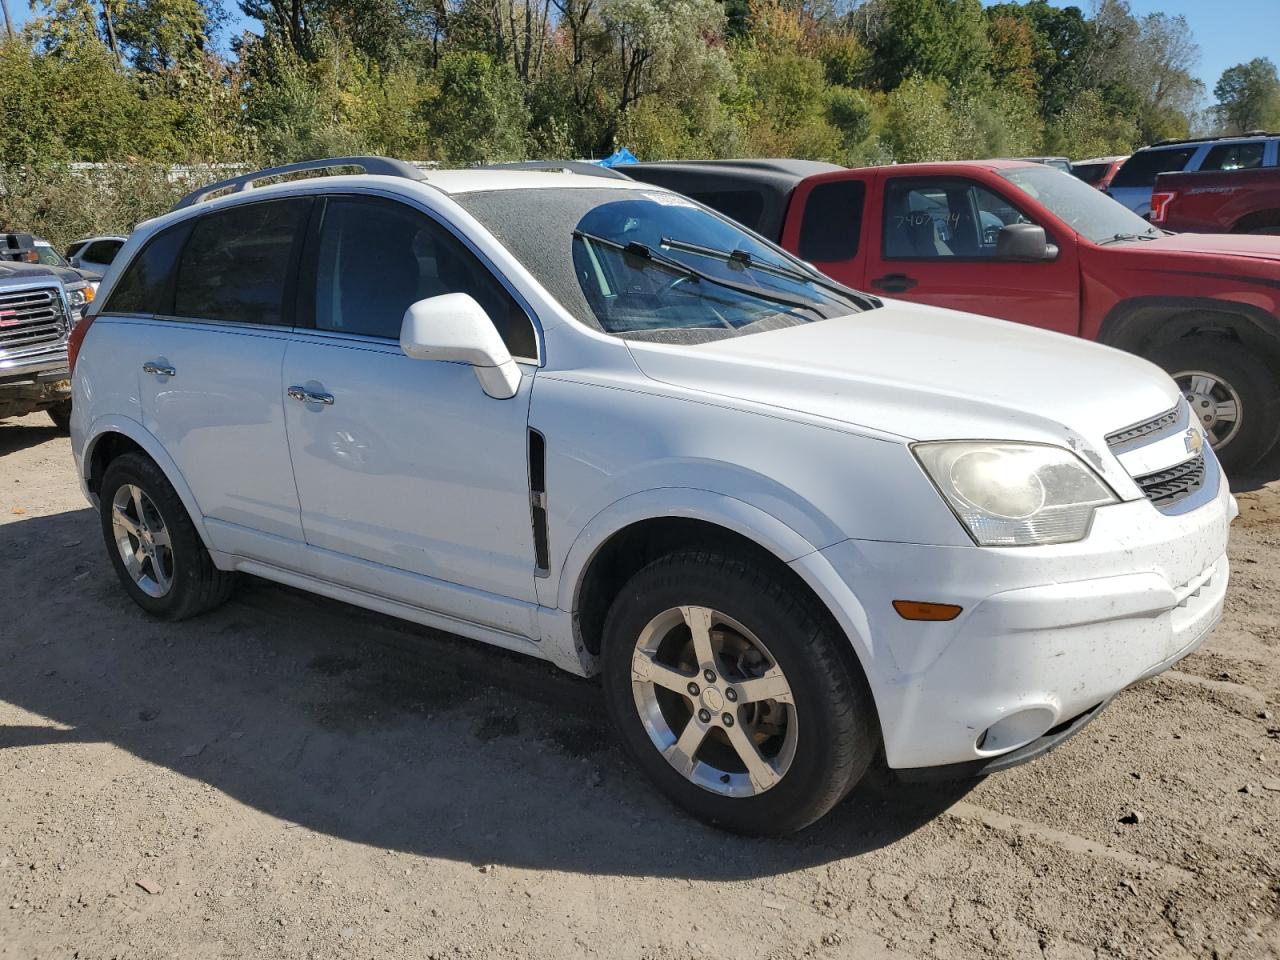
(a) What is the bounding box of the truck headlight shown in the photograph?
[914,441,1118,546]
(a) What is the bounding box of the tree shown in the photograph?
[114,0,223,74]
[853,0,991,92]
[1214,57,1280,135]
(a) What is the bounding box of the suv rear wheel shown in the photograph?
[601,550,876,836]
[1149,338,1280,472]
[99,452,236,619]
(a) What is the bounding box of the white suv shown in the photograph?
[69,157,1234,835]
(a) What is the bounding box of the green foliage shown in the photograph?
[421,51,529,163]
[0,0,1225,238]
[1214,58,1280,135]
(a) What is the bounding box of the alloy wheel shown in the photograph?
[1176,369,1242,451]
[630,605,798,798]
[111,483,174,598]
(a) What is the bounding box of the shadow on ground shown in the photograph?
[0,507,975,880]
[0,419,61,458]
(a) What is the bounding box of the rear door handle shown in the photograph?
[287,385,334,406]
[871,273,918,294]
[142,361,176,377]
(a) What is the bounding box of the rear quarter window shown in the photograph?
[797,180,865,262]
[1111,148,1197,188]
[102,223,192,316]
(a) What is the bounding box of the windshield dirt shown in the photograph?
[999,166,1158,245]
[457,187,873,345]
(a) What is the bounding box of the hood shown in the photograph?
[626,300,1179,477]
[0,261,57,281]
[1139,231,1280,263]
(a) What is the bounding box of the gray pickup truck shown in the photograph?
[1,233,93,431]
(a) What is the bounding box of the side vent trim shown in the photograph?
[528,429,550,576]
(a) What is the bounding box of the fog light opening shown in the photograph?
[976,706,1058,755]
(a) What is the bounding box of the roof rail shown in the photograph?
[171,156,428,211]
[1148,131,1279,148]
[482,160,632,180]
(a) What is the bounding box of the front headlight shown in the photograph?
[914,441,1118,546]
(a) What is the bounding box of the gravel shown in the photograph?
[1,413,1277,959]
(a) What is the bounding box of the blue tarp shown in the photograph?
[595,147,638,167]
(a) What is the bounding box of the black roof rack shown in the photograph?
[171,156,429,211]
[482,160,631,180]
[1148,131,1278,148]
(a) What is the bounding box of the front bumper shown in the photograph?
[0,347,71,415]
[797,473,1233,771]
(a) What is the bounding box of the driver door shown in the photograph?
[866,175,1080,335]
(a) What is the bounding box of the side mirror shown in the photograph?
[400,293,521,400]
[995,223,1058,262]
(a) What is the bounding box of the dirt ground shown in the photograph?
[0,412,1277,960]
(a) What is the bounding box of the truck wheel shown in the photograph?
[99,452,236,620]
[601,549,876,836]
[1245,226,1280,236]
[46,400,72,434]
[1149,338,1280,472]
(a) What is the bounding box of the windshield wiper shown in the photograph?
[572,230,826,317]
[659,236,880,310]
[1098,230,1160,245]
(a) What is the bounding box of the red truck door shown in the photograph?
[861,171,1081,335]
[780,170,874,290]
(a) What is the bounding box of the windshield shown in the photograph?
[999,165,1158,244]
[456,187,873,345]
[34,243,68,267]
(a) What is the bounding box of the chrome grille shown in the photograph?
[1105,406,1181,449]
[1133,453,1205,508]
[0,286,67,354]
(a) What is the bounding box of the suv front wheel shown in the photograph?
[99,452,236,619]
[601,550,876,836]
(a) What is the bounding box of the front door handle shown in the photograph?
[871,273,918,294]
[287,385,335,406]
[142,361,176,377]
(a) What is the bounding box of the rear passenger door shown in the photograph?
[780,173,872,290]
[281,194,541,617]
[110,197,311,555]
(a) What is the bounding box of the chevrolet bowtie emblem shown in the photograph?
[1185,428,1204,455]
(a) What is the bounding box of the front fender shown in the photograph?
[80,413,214,552]
[551,487,821,617]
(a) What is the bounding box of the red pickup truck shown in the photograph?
[622,159,1280,470]
[1151,167,1280,235]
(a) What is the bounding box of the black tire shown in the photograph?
[601,549,877,836]
[1148,337,1280,473]
[46,400,72,434]
[99,452,236,619]
[1245,226,1280,236]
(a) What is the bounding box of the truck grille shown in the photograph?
[1133,453,1205,508]
[1105,406,1181,449]
[0,286,67,354]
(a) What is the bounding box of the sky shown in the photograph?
[5,0,1278,95]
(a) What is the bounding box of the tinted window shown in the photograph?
[1200,142,1265,172]
[688,190,766,232]
[1072,163,1108,185]
[883,178,1034,258]
[1110,148,1196,188]
[103,222,192,315]
[174,199,309,325]
[83,240,123,263]
[798,180,865,262]
[312,197,536,358]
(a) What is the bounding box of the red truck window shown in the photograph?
[797,180,865,262]
[883,178,1034,259]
